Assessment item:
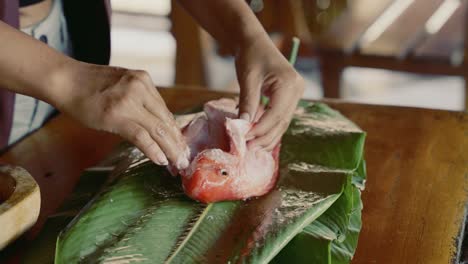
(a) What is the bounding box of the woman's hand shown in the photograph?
[55,62,190,169]
[236,37,305,150]
[176,0,304,150]
[0,21,188,166]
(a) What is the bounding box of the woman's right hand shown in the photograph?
[53,62,190,169]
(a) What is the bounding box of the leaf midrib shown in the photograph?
[164,203,213,263]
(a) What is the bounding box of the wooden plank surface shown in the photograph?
[0,118,121,237]
[359,0,444,58]
[0,88,467,263]
[319,0,393,53]
[330,100,468,264]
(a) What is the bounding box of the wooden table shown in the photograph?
[0,88,467,263]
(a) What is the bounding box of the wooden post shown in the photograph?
[170,0,207,87]
[464,75,468,111]
[463,3,468,110]
[320,53,344,98]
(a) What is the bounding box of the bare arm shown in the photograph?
[0,21,189,168]
[176,0,265,55]
[0,21,72,106]
[178,0,305,149]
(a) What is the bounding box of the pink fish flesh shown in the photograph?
[174,98,280,203]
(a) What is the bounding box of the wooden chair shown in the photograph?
[317,0,468,109]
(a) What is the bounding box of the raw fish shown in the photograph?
[175,98,280,203]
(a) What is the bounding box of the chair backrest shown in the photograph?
[318,0,467,66]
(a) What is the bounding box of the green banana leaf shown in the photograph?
[55,102,366,263]
[21,169,112,264]
[272,160,366,264]
[330,160,365,264]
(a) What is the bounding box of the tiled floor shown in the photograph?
[109,5,465,112]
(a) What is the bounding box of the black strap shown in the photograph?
[20,0,45,8]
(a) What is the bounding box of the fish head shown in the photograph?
[182,149,239,203]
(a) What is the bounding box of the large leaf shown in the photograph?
[330,159,365,264]
[283,102,365,171]
[55,102,365,263]
[330,185,362,264]
[21,169,111,264]
[273,159,366,264]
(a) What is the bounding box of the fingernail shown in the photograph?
[176,155,190,170]
[157,153,169,166]
[240,113,251,122]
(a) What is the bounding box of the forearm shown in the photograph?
[177,0,269,55]
[0,22,191,166]
[0,21,75,106]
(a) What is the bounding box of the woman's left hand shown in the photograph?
[236,36,305,150]
[175,0,304,150]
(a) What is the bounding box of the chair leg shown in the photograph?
[321,57,344,98]
[465,76,468,111]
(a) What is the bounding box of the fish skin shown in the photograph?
[175,98,281,203]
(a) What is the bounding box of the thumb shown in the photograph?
[238,73,262,122]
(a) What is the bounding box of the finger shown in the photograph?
[133,70,155,89]
[126,75,190,168]
[117,121,168,166]
[144,97,188,152]
[238,72,262,122]
[248,118,286,149]
[246,91,295,139]
[136,108,189,170]
[264,132,284,151]
[133,70,172,117]
[254,103,266,122]
[141,84,177,132]
[139,79,191,157]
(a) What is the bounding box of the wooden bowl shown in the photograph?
[0,166,40,249]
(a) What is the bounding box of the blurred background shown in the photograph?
[109,0,466,111]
